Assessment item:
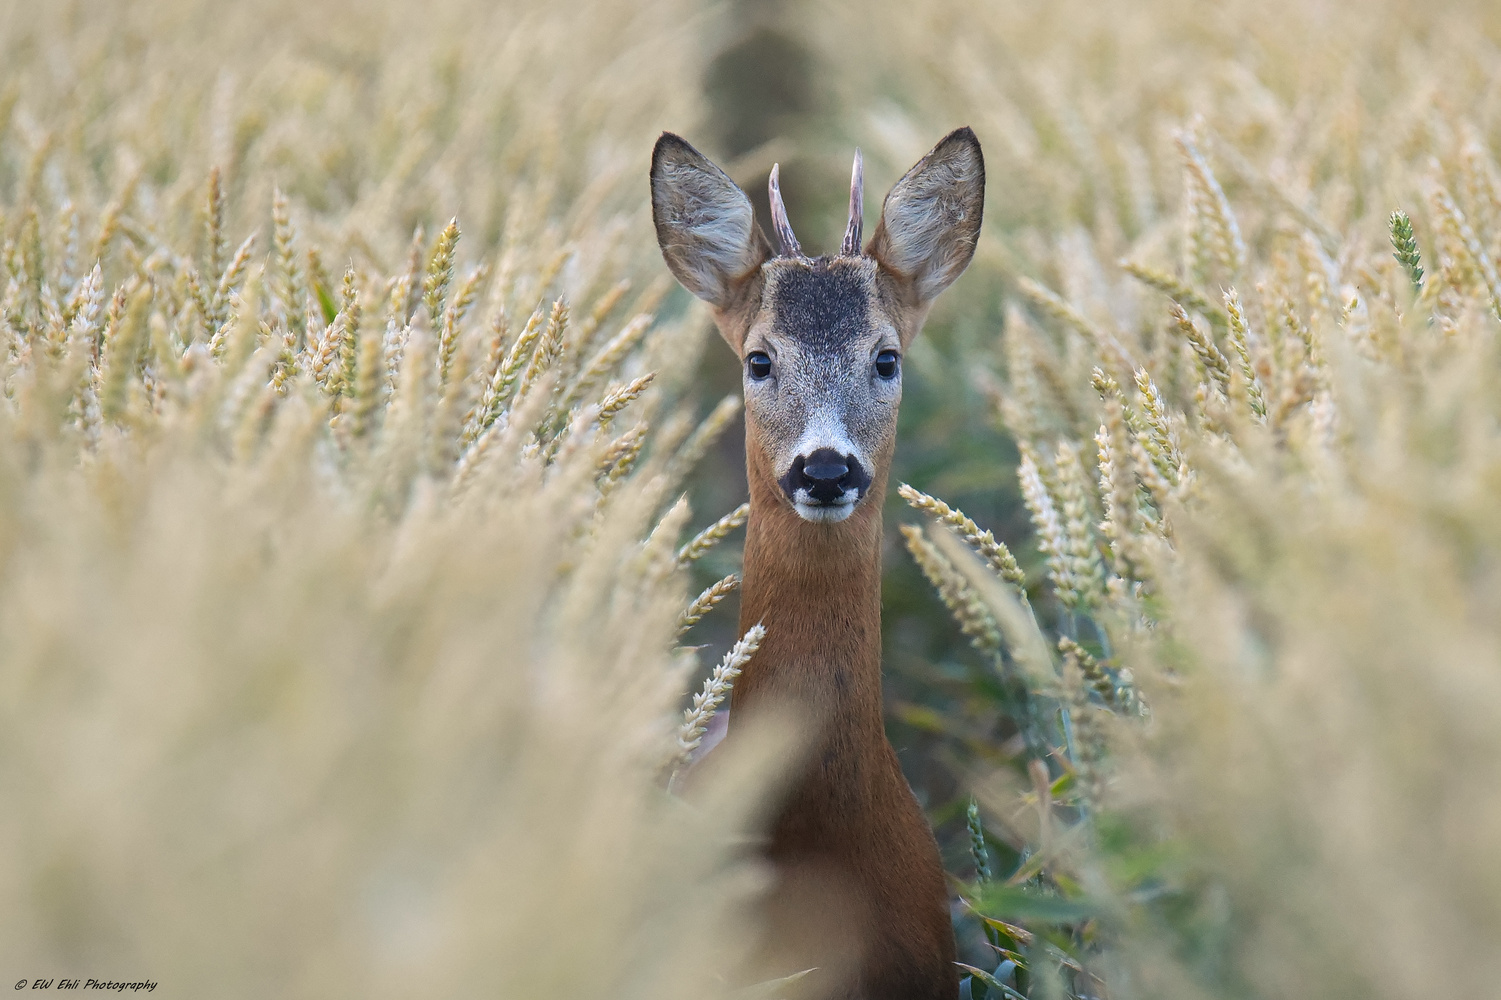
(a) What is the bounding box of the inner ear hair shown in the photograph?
[866,127,985,305]
[650,133,773,310]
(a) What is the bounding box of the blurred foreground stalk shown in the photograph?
[0,1,785,997]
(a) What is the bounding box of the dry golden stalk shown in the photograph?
[1430,184,1501,321]
[208,286,244,361]
[541,297,570,365]
[459,308,511,446]
[203,167,227,292]
[211,232,256,332]
[598,421,649,491]
[1131,369,1182,486]
[516,298,565,401]
[422,217,460,323]
[598,372,656,425]
[662,394,740,488]
[898,483,1028,594]
[449,263,489,325]
[310,312,345,390]
[92,200,123,265]
[901,524,1003,654]
[267,319,298,395]
[100,281,129,352]
[99,283,151,421]
[1278,295,1320,376]
[1055,440,1106,609]
[66,264,103,359]
[1461,142,1501,249]
[41,283,69,356]
[640,494,693,583]
[1057,637,1120,710]
[1018,444,1078,608]
[1130,435,1175,532]
[62,253,99,326]
[677,503,750,566]
[568,312,654,406]
[677,573,741,635]
[466,300,546,436]
[180,266,210,346]
[1171,302,1232,394]
[574,278,631,356]
[147,310,184,385]
[1001,303,1085,438]
[675,623,765,761]
[1120,258,1229,330]
[395,225,426,324]
[306,247,335,321]
[1224,289,1268,420]
[1176,128,1246,283]
[476,306,510,386]
[380,277,411,389]
[1017,276,1136,375]
[347,325,384,439]
[533,247,573,300]
[438,263,489,388]
[629,273,673,320]
[18,207,42,303]
[271,187,305,338]
[232,381,278,462]
[54,202,80,303]
[428,334,475,474]
[1092,368,1140,582]
[332,267,361,398]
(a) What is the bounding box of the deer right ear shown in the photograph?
[866,127,985,310]
[651,133,772,312]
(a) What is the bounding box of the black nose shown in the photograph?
[779,448,870,505]
[803,450,848,483]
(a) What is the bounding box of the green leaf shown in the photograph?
[315,278,339,325]
[977,913,1034,949]
[893,701,950,734]
[956,963,1029,1000]
[974,883,1098,924]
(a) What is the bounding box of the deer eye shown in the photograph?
[874,349,900,380]
[746,351,773,380]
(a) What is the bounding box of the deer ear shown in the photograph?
[651,134,772,310]
[866,127,985,306]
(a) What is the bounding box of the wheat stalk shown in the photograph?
[675,623,765,761]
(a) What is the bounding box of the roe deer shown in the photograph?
[651,128,984,1000]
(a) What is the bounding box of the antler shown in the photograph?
[768,164,805,259]
[840,149,864,256]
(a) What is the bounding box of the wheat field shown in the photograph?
[2,0,1500,998]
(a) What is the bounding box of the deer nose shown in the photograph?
[781,448,869,506]
[802,450,849,483]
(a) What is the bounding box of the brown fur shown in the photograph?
[651,128,984,1000]
[727,416,956,1000]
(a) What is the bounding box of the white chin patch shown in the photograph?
[793,500,857,523]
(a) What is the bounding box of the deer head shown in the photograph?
[650,128,984,523]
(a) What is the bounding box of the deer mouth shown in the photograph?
[780,450,870,522]
[793,497,859,523]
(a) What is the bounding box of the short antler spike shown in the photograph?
[769,164,804,259]
[841,149,864,256]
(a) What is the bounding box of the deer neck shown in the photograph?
[735,435,889,742]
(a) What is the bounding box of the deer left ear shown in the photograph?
[866,127,985,308]
[650,133,772,315]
